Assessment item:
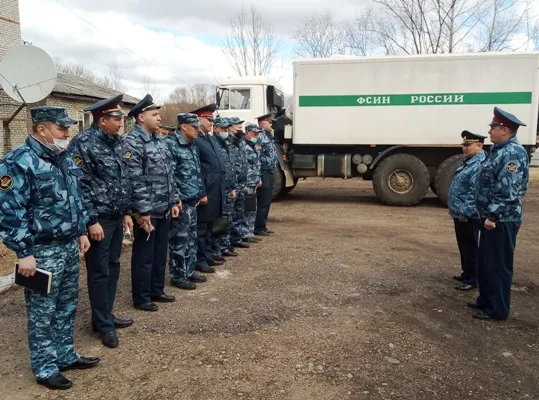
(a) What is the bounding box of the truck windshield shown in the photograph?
[217,88,250,110]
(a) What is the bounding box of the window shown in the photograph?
[83,112,92,131]
[124,116,134,134]
[218,88,230,109]
[229,89,251,110]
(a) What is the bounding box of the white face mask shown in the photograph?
[219,132,229,140]
[43,127,69,153]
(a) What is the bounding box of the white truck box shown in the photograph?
[293,52,539,146]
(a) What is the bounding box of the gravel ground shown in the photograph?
[0,177,538,400]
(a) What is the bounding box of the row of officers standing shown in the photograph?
[447,107,529,321]
[0,94,278,390]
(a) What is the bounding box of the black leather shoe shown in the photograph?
[222,249,238,257]
[134,302,158,312]
[101,332,119,349]
[456,283,477,291]
[151,294,176,303]
[254,231,270,237]
[113,317,133,329]
[37,373,72,390]
[242,237,258,243]
[473,311,496,320]
[467,301,483,310]
[213,255,226,262]
[189,273,207,283]
[233,241,250,248]
[208,259,224,266]
[60,356,100,372]
[171,280,197,290]
[196,264,216,273]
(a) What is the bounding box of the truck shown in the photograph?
[216,52,539,206]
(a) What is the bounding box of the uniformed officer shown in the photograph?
[125,94,179,311]
[167,113,206,290]
[0,107,99,390]
[243,123,263,243]
[470,107,529,320]
[254,113,278,236]
[228,117,250,249]
[448,131,486,291]
[67,94,134,349]
[190,104,226,272]
[210,117,239,258]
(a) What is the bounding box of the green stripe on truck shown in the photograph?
[298,92,533,107]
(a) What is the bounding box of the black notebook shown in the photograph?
[14,263,53,295]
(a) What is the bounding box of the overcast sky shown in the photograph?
[18,0,539,101]
[18,0,367,100]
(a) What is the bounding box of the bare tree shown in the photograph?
[159,84,216,126]
[100,62,127,92]
[293,11,347,58]
[344,10,378,56]
[343,0,537,55]
[54,57,99,83]
[474,0,537,51]
[222,5,283,76]
[142,75,159,99]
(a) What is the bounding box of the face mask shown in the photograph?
[43,127,69,153]
[237,130,244,137]
[249,136,259,144]
[219,132,229,140]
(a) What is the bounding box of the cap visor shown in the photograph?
[57,117,78,127]
[107,110,125,117]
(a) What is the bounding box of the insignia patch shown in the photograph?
[72,155,83,167]
[0,174,14,190]
[125,150,133,160]
[507,162,517,173]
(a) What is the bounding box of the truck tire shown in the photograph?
[373,154,430,206]
[434,154,465,205]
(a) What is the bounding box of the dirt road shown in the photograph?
[0,178,538,400]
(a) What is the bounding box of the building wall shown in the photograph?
[0,93,134,158]
[0,0,22,60]
[0,0,24,156]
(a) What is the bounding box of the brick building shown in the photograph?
[1,0,139,157]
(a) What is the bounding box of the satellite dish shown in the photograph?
[0,45,57,104]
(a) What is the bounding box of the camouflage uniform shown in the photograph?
[211,118,237,256]
[243,131,262,239]
[473,107,529,320]
[67,120,131,334]
[254,129,278,234]
[448,143,486,287]
[228,130,248,245]
[125,122,178,306]
[0,107,87,380]
[167,123,204,283]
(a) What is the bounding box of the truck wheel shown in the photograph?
[434,154,465,205]
[373,154,430,206]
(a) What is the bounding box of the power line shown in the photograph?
[54,0,194,87]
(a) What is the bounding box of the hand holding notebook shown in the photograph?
[14,261,53,295]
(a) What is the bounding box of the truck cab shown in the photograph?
[216,76,285,124]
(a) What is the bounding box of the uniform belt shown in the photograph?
[98,213,123,219]
[35,236,76,246]
[182,199,198,206]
